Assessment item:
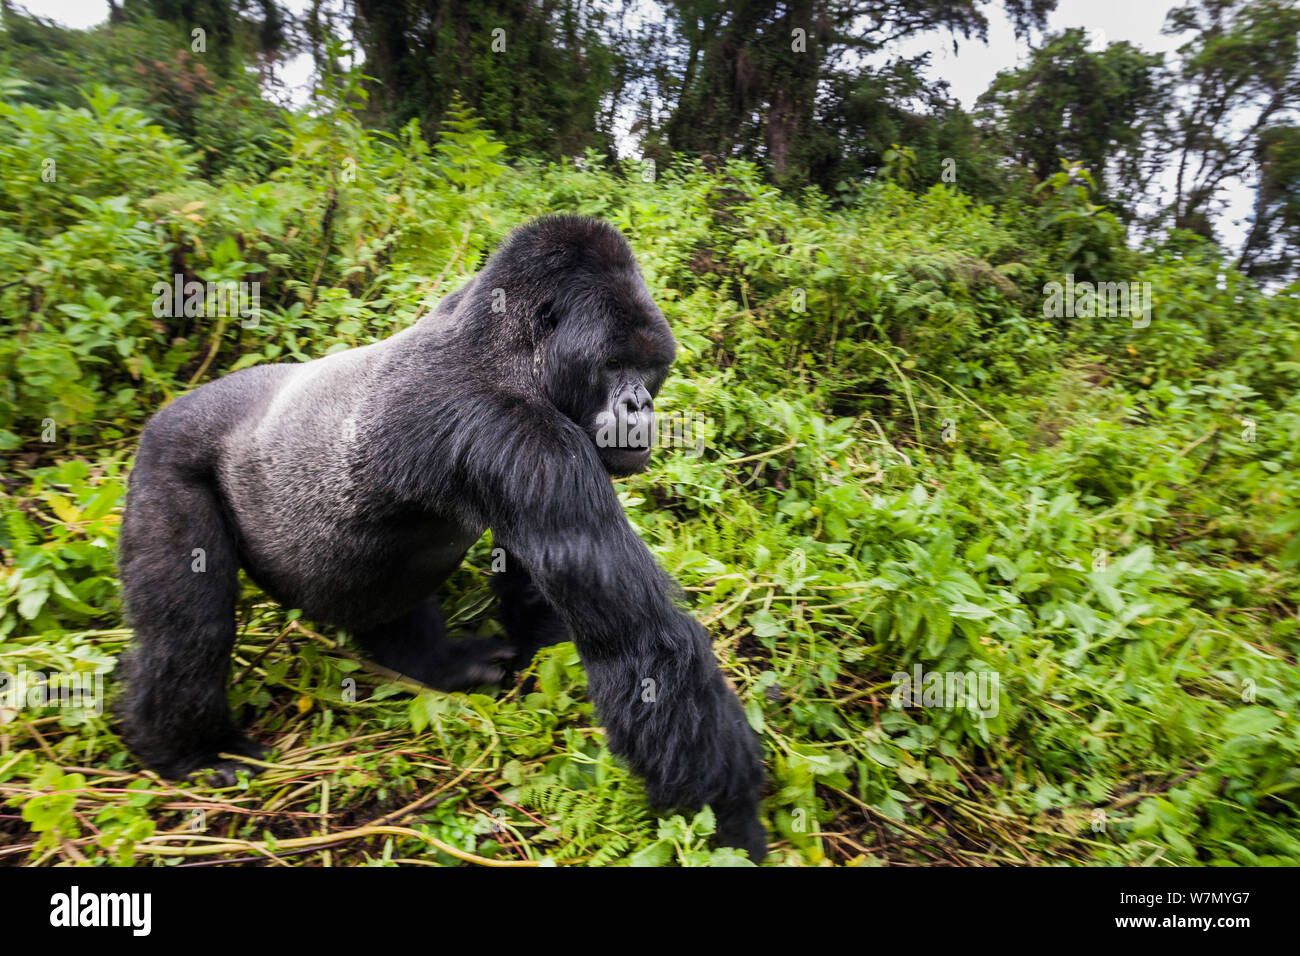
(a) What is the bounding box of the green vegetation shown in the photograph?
[0,3,1298,867]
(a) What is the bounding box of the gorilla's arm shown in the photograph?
[444,398,766,858]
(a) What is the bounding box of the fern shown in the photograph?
[519,780,654,866]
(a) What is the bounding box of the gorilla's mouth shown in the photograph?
[601,445,653,474]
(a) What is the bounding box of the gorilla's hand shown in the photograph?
[714,797,769,862]
[705,696,768,862]
[585,624,767,863]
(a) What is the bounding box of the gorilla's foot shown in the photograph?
[194,756,264,788]
[424,636,513,690]
[171,737,269,787]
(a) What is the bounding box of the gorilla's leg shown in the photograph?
[353,596,511,690]
[118,466,265,786]
[491,554,571,671]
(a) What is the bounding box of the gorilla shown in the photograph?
[117,215,767,860]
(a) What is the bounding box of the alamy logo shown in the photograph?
[49,886,151,936]
[594,409,708,457]
[1043,274,1151,328]
[891,665,1000,718]
[0,667,103,716]
[152,273,261,328]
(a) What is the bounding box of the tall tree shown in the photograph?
[1162,0,1300,245]
[975,29,1167,220]
[347,0,624,159]
[657,0,1056,183]
[118,0,284,74]
[1239,124,1300,280]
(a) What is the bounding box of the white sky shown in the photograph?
[18,0,1255,248]
[890,0,1187,111]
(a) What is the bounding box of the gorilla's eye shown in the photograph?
[606,359,622,372]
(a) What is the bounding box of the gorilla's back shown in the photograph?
[159,326,480,628]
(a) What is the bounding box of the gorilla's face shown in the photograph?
[541,270,676,477]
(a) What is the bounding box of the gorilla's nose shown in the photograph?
[618,392,652,422]
[616,386,654,446]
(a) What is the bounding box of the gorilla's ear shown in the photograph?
[535,299,559,338]
[530,301,560,382]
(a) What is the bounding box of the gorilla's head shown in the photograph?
[484,216,678,477]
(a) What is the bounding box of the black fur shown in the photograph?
[117,215,767,860]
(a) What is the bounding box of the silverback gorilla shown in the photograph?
[117,215,767,860]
